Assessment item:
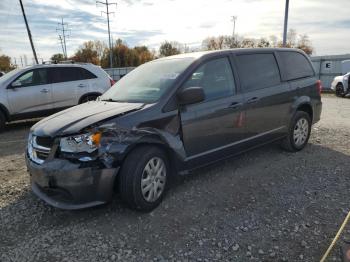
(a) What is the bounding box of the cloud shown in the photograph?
[0,0,349,64]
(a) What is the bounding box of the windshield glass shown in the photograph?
[101,58,194,103]
[0,68,22,82]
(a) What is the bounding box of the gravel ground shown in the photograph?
[1,95,350,262]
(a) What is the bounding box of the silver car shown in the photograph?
[0,63,115,131]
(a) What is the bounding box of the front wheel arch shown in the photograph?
[79,93,102,104]
[335,83,344,97]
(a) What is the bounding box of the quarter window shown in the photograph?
[236,53,281,92]
[183,57,235,101]
[12,69,48,87]
[278,51,314,80]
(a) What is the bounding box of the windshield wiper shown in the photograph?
[101,98,125,103]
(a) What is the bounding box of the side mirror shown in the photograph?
[177,86,205,106]
[10,81,21,88]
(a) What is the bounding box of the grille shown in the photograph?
[36,136,54,148]
[28,135,53,164]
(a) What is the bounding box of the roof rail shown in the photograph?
[41,60,92,65]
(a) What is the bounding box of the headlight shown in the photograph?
[60,132,101,153]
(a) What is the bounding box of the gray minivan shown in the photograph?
[26,48,322,211]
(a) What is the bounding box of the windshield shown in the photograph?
[0,68,22,82]
[101,58,194,103]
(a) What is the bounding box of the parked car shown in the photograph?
[0,63,115,130]
[26,48,322,211]
[331,72,350,97]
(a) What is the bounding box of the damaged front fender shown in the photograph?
[93,114,186,169]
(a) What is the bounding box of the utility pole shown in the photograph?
[231,16,237,38]
[19,0,38,64]
[97,0,117,68]
[58,35,65,58]
[282,0,290,47]
[56,18,70,59]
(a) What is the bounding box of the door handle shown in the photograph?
[246,97,259,104]
[78,84,86,88]
[227,102,243,109]
[40,88,49,93]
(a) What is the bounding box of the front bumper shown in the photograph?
[26,155,118,210]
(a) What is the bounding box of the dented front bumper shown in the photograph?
[26,155,118,210]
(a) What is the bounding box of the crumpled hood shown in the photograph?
[32,101,144,137]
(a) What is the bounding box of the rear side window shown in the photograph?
[278,51,314,81]
[50,67,97,83]
[182,57,235,101]
[236,53,281,92]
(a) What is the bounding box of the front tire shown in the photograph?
[119,146,169,211]
[335,83,344,97]
[0,111,6,132]
[281,111,311,152]
[80,95,98,104]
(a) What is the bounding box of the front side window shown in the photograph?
[12,69,48,87]
[236,53,281,92]
[182,57,235,101]
[101,58,195,103]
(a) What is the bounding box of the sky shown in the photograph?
[0,0,350,65]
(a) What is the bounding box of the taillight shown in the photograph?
[110,78,116,87]
[316,80,322,95]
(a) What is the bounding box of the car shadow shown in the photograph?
[5,119,40,131]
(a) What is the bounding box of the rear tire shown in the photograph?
[335,83,344,97]
[80,95,99,104]
[118,146,169,212]
[281,111,311,152]
[0,111,6,132]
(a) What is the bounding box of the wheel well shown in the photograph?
[336,82,343,87]
[297,104,313,121]
[79,92,102,104]
[126,142,173,161]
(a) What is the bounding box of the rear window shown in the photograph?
[236,53,281,92]
[278,51,314,81]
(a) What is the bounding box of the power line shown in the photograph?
[19,0,38,64]
[56,18,70,58]
[97,0,117,68]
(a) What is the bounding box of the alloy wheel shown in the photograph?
[293,118,309,147]
[141,157,166,202]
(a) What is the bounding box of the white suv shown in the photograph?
[0,63,114,130]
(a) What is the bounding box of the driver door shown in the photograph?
[180,56,245,160]
[7,68,53,116]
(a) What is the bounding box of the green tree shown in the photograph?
[50,53,65,62]
[71,41,101,65]
[159,41,181,57]
[100,39,155,68]
[0,54,15,72]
